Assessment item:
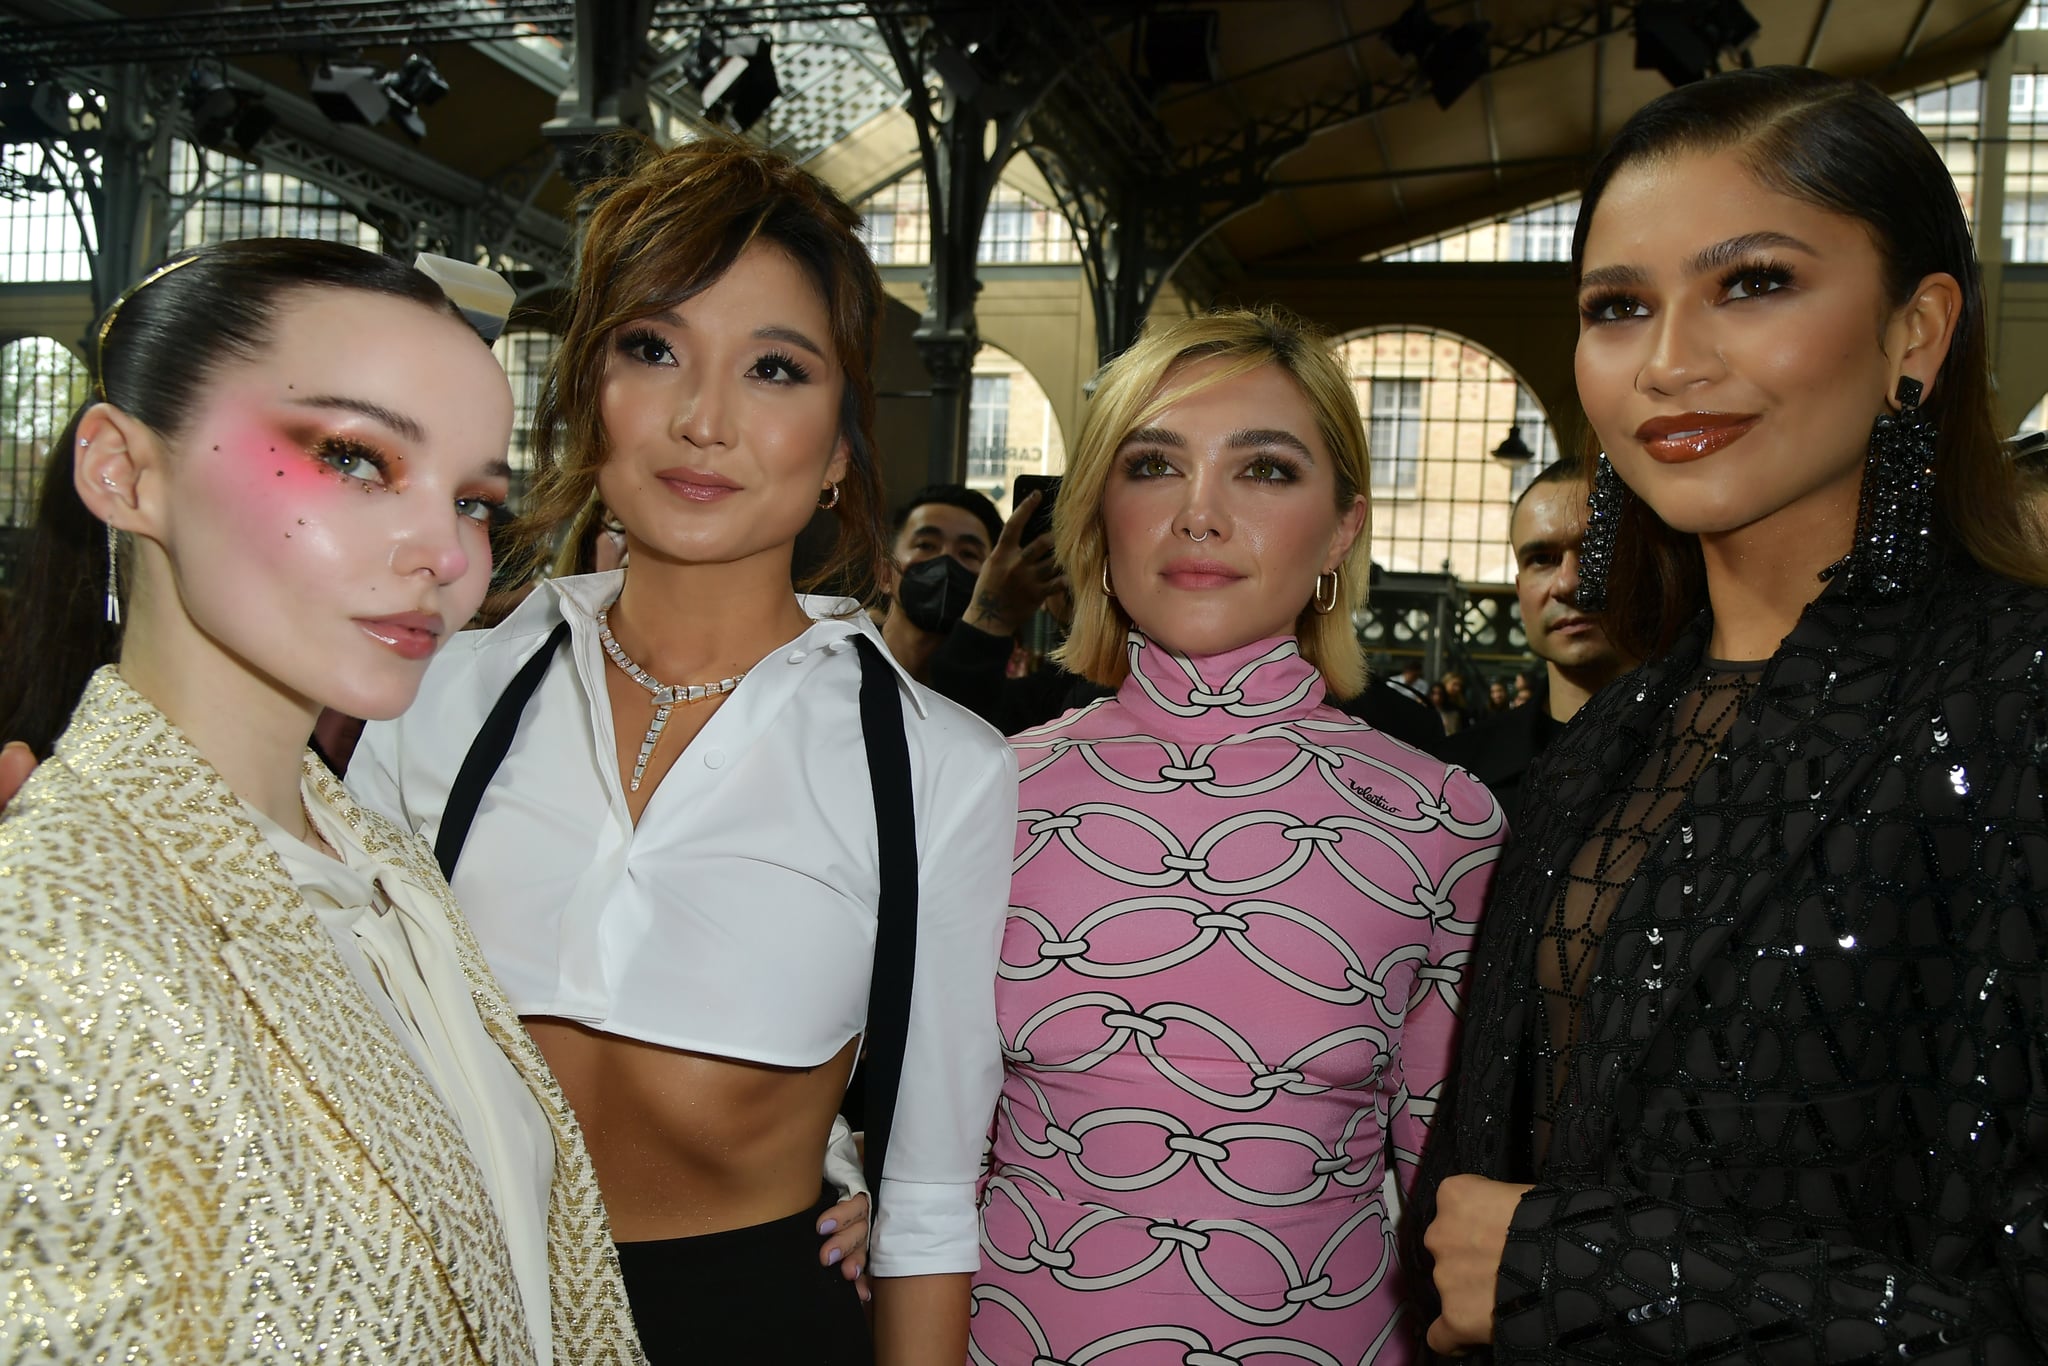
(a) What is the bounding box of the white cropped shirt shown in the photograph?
[347,572,1016,1276]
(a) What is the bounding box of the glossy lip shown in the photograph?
[655,465,742,502]
[356,611,444,661]
[1633,412,1761,464]
[1160,556,1245,590]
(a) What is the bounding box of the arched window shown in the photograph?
[966,343,1067,514]
[1333,328,1561,586]
[492,327,557,507]
[167,142,381,251]
[0,338,90,588]
[855,177,1079,266]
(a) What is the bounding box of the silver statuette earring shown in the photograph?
[104,523,121,626]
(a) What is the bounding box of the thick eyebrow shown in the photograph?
[1122,425,1186,449]
[755,324,828,360]
[1686,230,1819,275]
[1227,427,1314,460]
[643,310,829,363]
[293,394,424,444]
[1579,230,1820,295]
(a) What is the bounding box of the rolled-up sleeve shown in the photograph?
[867,728,1017,1278]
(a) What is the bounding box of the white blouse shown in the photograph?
[249,778,556,1365]
[348,572,1016,1276]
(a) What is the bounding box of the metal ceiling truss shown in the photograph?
[0,1,1001,76]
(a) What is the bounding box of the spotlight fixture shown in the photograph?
[310,63,391,128]
[0,80,72,140]
[1634,0,1761,87]
[181,66,274,160]
[1492,426,1535,464]
[693,33,781,131]
[1138,10,1221,86]
[1378,1,1493,111]
[308,53,450,143]
[381,52,449,142]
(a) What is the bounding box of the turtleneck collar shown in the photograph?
[1114,630,1326,736]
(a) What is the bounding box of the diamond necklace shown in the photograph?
[596,606,747,791]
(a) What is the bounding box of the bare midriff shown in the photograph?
[526,1018,861,1243]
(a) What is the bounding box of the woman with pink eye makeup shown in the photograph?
[0,239,640,1364]
[1411,69,2048,1363]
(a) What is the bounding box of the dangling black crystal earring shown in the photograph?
[1838,375,1938,600]
[1574,452,1628,611]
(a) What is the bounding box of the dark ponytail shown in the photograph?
[0,238,466,756]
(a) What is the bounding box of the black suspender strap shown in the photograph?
[430,619,920,1212]
[434,620,570,882]
[851,635,918,1201]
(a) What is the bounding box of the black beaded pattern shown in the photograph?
[1573,453,1628,613]
[1529,664,1759,1169]
[1412,560,2048,1362]
[1838,376,1939,601]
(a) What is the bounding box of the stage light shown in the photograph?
[0,80,72,140]
[310,63,390,127]
[694,33,781,131]
[182,66,273,159]
[1378,1,1492,111]
[1634,0,1761,87]
[386,53,450,112]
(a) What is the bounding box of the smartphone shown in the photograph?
[1012,474,1062,545]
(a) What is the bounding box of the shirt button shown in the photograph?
[703,747,726,769]
[787,648,809,664]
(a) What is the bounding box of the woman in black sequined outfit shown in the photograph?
[1414,67,2048,1363]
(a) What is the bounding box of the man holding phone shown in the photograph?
[881,482,1072,732]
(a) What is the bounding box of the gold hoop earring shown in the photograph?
[818,483,841,510]
[1100,563,1114,598]
[1312,568,1339,615]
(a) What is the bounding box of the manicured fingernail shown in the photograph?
[827,1247,844,1265]
[818,1219,838,1235]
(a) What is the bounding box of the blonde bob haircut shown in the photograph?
[1053,306,1373,699]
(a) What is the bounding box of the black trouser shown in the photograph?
[613,1186,872,1365]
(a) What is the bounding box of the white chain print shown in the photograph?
[977,636,1495,1365]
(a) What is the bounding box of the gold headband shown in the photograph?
[94,254,201,401]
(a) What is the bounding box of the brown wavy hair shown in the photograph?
[1574,66,2048,659]
[510,133,887,602]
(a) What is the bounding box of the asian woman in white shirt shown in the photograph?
[349,136,1014,1366]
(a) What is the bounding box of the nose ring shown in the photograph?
[1188,529,1209,541]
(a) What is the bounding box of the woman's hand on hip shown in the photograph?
[817,1190,872,1302]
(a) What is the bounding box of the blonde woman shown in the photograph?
[969,309,1504,1363]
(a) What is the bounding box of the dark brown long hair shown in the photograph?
[0,239,466,757]
[511,133,888,603]
[1574,65,2046,660]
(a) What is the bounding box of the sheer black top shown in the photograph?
[1413,560,2048,1363]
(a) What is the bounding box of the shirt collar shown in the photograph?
[531,571,927,718]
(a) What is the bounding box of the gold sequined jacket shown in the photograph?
[0,669,644,1364]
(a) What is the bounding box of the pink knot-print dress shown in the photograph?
[970,633,1502,1365]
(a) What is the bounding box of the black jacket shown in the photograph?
[1414,560,2048,1363]
[1439,682,1562,830]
